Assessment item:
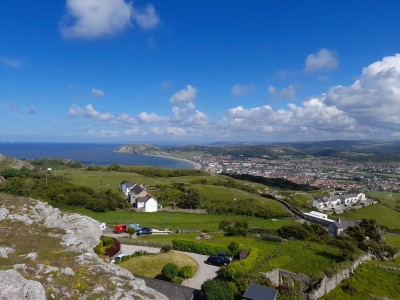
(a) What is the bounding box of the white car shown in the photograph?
[99,222,107,231]
[111,253,128,264]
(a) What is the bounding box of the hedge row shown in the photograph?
[172,239,226,255]
[219,248,262,281]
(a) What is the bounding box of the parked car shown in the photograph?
[205,255,230,266]
[217,251,233,261]
[113,224,127,233]
[99,222,107,231]
[126,223,142,231]
[136,228,152,236]
[111,253,128,264]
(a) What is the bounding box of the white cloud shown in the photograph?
[69,104,136,125]
[91,88,105,97]
[132,4,159,30]
[87,129,119,137]
[60,0,133,39]
[0,56,22,68]
[305,48,339,73]
[66,54,400,141]
[124,128,139,135]
[138,112,169,123]
[59,0,159,39]
[268,84,296,100]
[170,85,197,108]
[324,53,400,130]
[231,83,255,96]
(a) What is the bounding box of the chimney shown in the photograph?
[338,218,341,223]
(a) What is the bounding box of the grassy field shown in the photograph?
[367,191,400,211]
[339,204,400,231]
[62,205,296,231]
[265,240,346,278]
[323,257,400,300]
[118,251,198,278]
[384,233,400,249]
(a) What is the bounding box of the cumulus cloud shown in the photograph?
[268,84,296,100]
[231,83,255,96]
[87,129,119,137]
[60,0,159,39]
[305,48,339,73]
[91,88,105,97]
[170,84,197,108]
[69,104,135,124]
[138,112,169,123]
[132,4,159,30]
[324,53,400,130]
[66,54,400,141]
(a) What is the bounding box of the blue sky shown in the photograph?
[1,0,399,143]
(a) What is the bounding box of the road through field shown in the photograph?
[120,244,219,289]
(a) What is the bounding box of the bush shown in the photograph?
[161,263,179,281]
[201,279,234,300]
[173,277,183,285]
[219,248,262,281]
[160,244,172,253]
[277,224,310,240]
[172,239,226,255]
[227,242,240,256]
[105,238,121,257]
[258,234,284,242]
[178,266,194,279]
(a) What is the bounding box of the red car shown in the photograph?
[113,224,127,233]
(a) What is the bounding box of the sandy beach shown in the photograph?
[144,153,202,170]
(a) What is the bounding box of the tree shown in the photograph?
[201,280,234,300]
[126,227,136,238]
[178,188,200,209]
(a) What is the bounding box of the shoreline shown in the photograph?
[142,153,202,170]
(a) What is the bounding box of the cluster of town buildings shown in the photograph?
[189,155,400,192]
[119,180,159,212]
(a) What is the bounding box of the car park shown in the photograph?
[205,255,230,266]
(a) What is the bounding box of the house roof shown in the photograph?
[124,181,136,188]
[130,184,144,194]
[243,283,278,300]
[136,196,150,203]
[331,220,357,229]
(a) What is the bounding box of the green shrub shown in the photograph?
[219,248,262,281]
[172,239,226,255]
[173,277,183,285]
[201,279,234,300]
[94,240,105,255]
[102,236,114,246]
[161,244,172,253]
[161,263,179,281]
[178,266,194,279]
[258,234,284,242]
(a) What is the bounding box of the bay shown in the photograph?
[0,143,195,169]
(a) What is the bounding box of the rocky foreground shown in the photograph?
[0,193,167,300]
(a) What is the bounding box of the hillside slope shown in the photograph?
[0,193,167,300]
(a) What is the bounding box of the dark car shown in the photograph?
[136,228,152,236]
[217,251,233,261]
[205,255,230,266]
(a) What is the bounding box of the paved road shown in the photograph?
[120,244,219,289]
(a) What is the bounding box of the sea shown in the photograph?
[0,143,195,169]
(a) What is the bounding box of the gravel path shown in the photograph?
[120,244,219,289]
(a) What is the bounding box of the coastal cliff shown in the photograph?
[114,144,161,154]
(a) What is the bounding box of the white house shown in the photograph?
[135,195,158,212]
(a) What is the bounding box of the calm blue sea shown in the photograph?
[0,143,194,169]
